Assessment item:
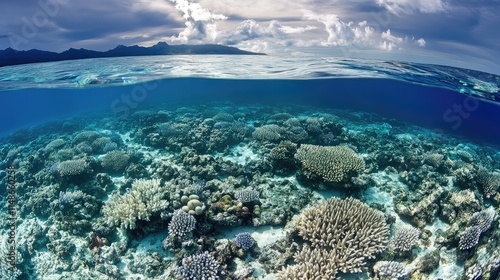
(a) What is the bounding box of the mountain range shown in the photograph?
[0,42,264,67]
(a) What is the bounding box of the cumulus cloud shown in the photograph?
[280,25,317,34]
[166,1,426,53]
[216,20,284,45]
[302,10,426,52]
[303,10,377,47]
[169,0,227,42]
[375,0,446,15]
[215,19,315,46]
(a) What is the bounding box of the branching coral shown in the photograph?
[278,197,389,279]
[102,179,169,229]
[374,261,407,279]
[390,225,420,252]
[234,232,255,250]
[177,251,220,280]
[252,124,284,142]
[459,208,495,250]
[56,158,89,176]
[234,188,260,203]
[295,144,365,182]
[477,168,500,198]
[168,209,196,238]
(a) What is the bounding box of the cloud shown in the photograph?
[302,10,426,52]
[415,37,426,47]
[169,0,227,42]
[280,25,317,34]
[216,20,278,45]
[375,0,446,15]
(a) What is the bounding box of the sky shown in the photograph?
[0,0,499,74]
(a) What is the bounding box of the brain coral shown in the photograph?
[295,144,365,182]
[278,197,389,279]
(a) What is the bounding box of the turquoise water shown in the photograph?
[0,55,499,279]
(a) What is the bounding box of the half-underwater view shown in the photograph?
[1,1,499,280]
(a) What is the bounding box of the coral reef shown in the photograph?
[176,251,220,280]
[234,188,260,204]
[101,178,169,229]
[373,261,407,279]
[390,225,420,252]
[1,103,499,279]
[234,232,255,250]
[55,158,90,176]
[459,208,495,250]
[295,144,365,182]
[278,197,389,279]
[168,210,197,238]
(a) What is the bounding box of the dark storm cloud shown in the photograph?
[0,0,182,51]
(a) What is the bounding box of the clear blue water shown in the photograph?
[1,56,499,144]
[1,56,499,279]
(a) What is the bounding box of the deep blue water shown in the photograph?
[1,55,500,280]
[1,77,499,146]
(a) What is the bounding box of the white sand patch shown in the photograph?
[133,228,173,259]
[218,144,260,165]
[217,225,285,248]
[363,186,394,212]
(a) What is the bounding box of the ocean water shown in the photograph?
[0,55,499,279]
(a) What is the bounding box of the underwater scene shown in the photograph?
[0,55,500,280]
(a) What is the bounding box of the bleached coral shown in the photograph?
[102,179,169,229]
[295,144,365,182]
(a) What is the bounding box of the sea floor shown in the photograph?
[0,103,499,279]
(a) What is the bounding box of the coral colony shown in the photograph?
[0,104,499,279]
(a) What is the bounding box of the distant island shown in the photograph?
[0,42,265,67]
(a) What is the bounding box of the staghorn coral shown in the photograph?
[374,261,407,279]
[252,124,284,142]
[234,188,260,203]
[470,208,495,233]
[295,144,365,182]
[56,158,89,176]
[100,150,130,172]
[423,152,444,168]
[269,140,297,160]
[390,225,420,252]
[477,168,500,198]
[459,208,495,250]
[459,226,483,250]
[102,179,169,229]
[44,138,66,151]
[177,251,220,280]
[168,210,196,238]
[278,244,338,279]
[278,197,389,279]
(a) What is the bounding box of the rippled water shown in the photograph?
[1,55,500,280]
[0,55,498,102]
